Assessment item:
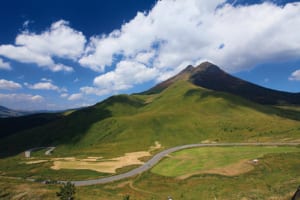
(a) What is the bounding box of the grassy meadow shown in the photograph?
[1,80,300,199]
[1,148,300,200]
[151,146,300,177]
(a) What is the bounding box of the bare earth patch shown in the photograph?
[52,157,76,161]
[25,160,48,164]
[50,141,162,173]
[81,157,103,162]
[51,151,151,173]
[150,141,162,152]
[201,140,217,144]
[177,159,254,179]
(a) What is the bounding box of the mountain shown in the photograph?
[1,62,300,158]
[146,62,300,105]
[0,106,29,118]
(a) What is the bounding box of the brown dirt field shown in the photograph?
[25,160,48,164]
[51,151,151,173]
[50,142,161,173]
[178,159,255,179]
[81,157,103,162]
[52,157,76,161]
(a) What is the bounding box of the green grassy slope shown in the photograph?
[151,146,300,177]
[1,150,300,199]
[1,80,300,158]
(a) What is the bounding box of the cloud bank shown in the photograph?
[289,69,300,81]
[0,20,86,72]
[0,93,44,110]
[0,58,11,70]
[25,81,67,93]
[0,79,22,90]
[79,0,300,95]
[1,0,300,100]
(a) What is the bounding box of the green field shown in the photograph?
[1,80,300,160]
[1,148,300,200]
[1,76,300,199]
[151,146,300,177]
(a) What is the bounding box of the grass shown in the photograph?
[135,153,300,200]
[151,146,300,177]
[1,80,300,159]
[0,80,300,182]
[0,177,58,200]
[0,154,110,181]
[0,148,300,199]
[1,79,300,199]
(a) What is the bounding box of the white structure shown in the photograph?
[24,151,30,158]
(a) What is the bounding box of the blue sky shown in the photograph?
[0,0,300,110]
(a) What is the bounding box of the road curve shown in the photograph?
[59,142,299,186]
[24,146,56,158]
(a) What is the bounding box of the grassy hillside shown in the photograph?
[1,79,300,199]
[1,149,300,199]
[1,80,300,158]
[151,146,300,177]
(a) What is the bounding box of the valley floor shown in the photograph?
[1,144,300,199]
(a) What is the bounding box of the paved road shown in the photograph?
[24,146,56,158]
[60,142,300,186]
[45,147,56,155]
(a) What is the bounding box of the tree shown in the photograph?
[123,194,130,200]
[56,182,76,200]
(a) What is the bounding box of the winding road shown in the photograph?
[59,142,300,186]
[24,146,56,158]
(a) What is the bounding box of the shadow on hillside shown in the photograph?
[0,94,145,158]
[184,89,300,121]
[0,113,64,139]
[0,106,112,158]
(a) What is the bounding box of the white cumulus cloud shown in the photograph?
[60,93,69,98]
[0,93,44,110]
[0,79,22,90]
[81,60,158,96]
[80,86,110,96]
[0,20,85,72]
[41,78,53,82]
[68,93,83,101]
[0,58,11,70]
[79,0,300,91]
[25,82,67,92]
[289,69,300,81]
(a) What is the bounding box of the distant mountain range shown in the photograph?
[1,62,300,158]
[0,106,30,118]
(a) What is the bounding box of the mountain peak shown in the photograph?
[143,62,222,94]
[192,62,222,74]
[180,62,223,76]
[145,61,300,105]
[179,65,194,74]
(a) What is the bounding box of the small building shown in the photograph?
[25,151,30,158]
